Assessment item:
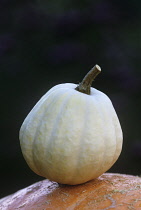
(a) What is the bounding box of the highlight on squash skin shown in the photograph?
[19,64,123,185]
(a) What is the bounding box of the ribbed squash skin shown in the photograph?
[0,173,141,210]
[19,83,123,185]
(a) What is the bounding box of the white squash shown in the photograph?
[19,65,123,185]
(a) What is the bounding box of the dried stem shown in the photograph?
[75,64,101,95]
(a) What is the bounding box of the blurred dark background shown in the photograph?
[1,0,141,198]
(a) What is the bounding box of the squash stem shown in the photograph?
[75,64,101,95]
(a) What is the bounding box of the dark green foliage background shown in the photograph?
[1,0,141,198]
